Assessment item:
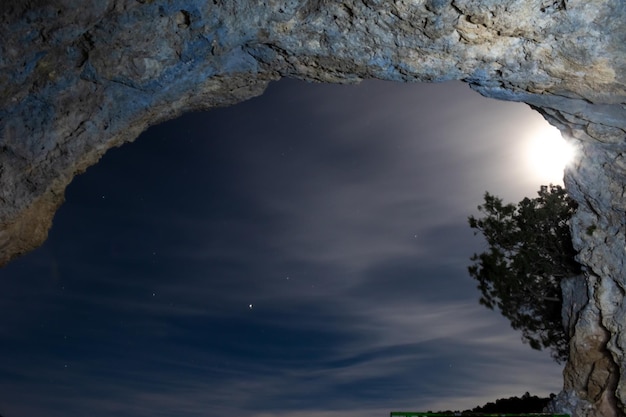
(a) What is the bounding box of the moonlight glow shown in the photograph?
[525,124,576,184]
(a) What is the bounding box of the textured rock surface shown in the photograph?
[1,1,625,416]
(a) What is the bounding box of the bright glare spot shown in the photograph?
[249,304,254,309]
[525,124,576,183]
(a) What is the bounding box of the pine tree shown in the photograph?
[468,185,581,363]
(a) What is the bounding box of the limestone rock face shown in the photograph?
[1,1,625,416]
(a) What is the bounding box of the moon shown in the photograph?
[524,123,576,184]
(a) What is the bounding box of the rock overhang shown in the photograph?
[1,1,626,416]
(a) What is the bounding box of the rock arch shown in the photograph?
[1,1,625,416]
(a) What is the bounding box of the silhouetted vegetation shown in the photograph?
[433,392,554,414]
[469,391,555,413]
[468,184,581,363]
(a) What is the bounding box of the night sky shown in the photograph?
[1,79,566,417]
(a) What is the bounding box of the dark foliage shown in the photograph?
[434,392,554,415]
[470,392,555,413]
[468,185,581,363]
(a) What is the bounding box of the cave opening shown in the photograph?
[0,79,570,416]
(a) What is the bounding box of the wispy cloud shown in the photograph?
[0,79,564,417]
